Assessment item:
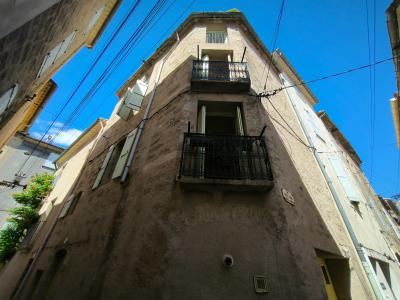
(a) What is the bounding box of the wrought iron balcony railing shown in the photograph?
[179,133,273,181]
[192,60,250,83]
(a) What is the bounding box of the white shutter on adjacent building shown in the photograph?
[117,101,131,120]
[92,145,115,189]
[124,80,148,111]
[57,31,76,57]
[85,6,105,34]
[59,194,75,218]
[0,85,18,115]
[328,155,358,202]
[112,129,137,179]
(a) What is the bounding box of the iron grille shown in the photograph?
[179,133,273,180]
[192,60,250,83]
[19,220,40,249]
[206,32,228,43]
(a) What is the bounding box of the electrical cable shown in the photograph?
[257,56,397,99]
[16,0,144,175]
[261,0,285,90]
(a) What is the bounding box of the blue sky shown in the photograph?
[29,0,398,198]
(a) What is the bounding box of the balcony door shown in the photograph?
[197,102,245,179]
[201,50,232,81]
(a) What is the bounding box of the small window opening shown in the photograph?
[100,140,124,185]
[206,24,228,43]
[253,275,269,293]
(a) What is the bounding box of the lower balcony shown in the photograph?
[178,133,273,191]
[191,60,251,93]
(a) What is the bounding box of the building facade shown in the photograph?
[0,0,119,150]
[0,11,398,300]
[0,132,63,227]
[0,118,105,299]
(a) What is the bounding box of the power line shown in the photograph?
[257,56,397,99]
[261,0,286,90]
[17,0,144,175]
[70,0,197,130]
[47,0,170,144]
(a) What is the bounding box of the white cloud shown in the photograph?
[30,122,83,147]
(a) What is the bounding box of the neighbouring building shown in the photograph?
[387,0,400,147]
[0,11,399,300]
[0,132,64,227]
[0,118,105,299]
[0,0,119,150]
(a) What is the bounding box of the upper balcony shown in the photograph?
[191,60,251,93]
[178,133,273,191]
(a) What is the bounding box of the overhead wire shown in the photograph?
[260,0,285,90]
[17,0,146,175]
[256,56,397,99]
[45,0,171,147]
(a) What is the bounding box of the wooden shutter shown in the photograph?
[236,106,244,136]
[57,31,76,58]
[59,194,75,218]
[117,101,131,120]
[125,80,148,111]
[328,155,358,202]
[112,129,137,179]
[92,145,115,189]
[197,105,206,133]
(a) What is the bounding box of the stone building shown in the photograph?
[0,11,399,300]
[0,0,119,150]
[0,132,63,227]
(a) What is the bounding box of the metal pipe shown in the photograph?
[241,46,247,63]
[279,75,384,300]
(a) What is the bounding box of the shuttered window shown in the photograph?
[117,101,131,120]
[58,192,82,218]
[37,31,77,78]
[0,84,18,117]
[92,145,115,189]
[124,80,148,111]
[85,6,105,34]
[328,155,358,202]
[112,129,137,179]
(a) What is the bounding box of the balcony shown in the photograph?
[178,133,273,191]
[191,60,251,93]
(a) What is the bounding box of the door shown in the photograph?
[317,257,338,300]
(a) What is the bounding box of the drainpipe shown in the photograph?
[121,34,179,183]
[279,76,384,300]
[12,120,106,300]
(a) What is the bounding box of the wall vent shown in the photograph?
[253,275,269,293]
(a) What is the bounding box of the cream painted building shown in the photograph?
[0,119,105,299]
[0,11,398,300]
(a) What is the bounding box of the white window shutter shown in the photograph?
[0,85,18,115]
[197,105,206,133]
[328,155,358,202]
[112,129,137,179]
[57,31,76,59]
[124,80,148,111]
[92,145,115,189]
[59,194,75,218]
[236,106,244,136]
[117,101,131,120]
[85,6,104,34]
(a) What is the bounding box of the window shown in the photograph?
[59,192,82,218]
[369,257,397,299]
[92,129,137,189]
[117,79,148,120]
[85,6,105,35]
[206,24,228,43]
[0,84,18,118]
[36,31,77,78]
[123,79,148,111]
[328,155,358,203]
[42,153,59,170]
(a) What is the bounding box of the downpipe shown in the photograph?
[279,76,384,300]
